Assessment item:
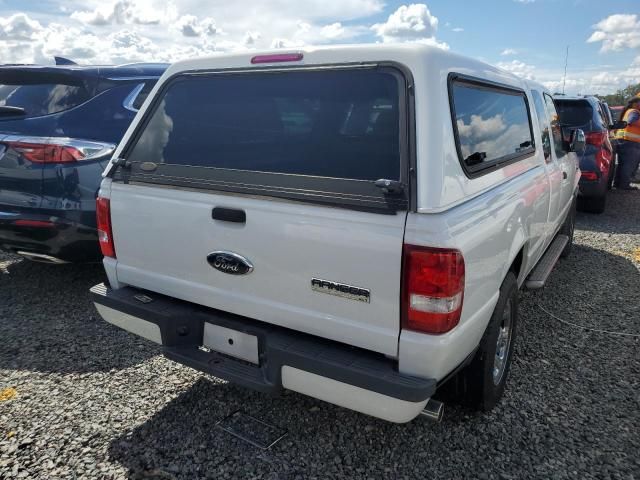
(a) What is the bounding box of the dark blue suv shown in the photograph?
[554,95,616,214]
[0,61,167,262]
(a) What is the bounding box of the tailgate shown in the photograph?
[108,65,412,356]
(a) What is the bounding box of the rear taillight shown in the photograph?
[2,137,115,164]
[96,197,115,258]
[581,171,598,181]
[402,245,465,334]
[585,131,607,146]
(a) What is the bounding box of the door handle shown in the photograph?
[212,207,246,223]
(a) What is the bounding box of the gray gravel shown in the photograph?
[1,191,638,480]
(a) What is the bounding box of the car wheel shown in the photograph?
[453,272,519,411]
[559,197,576,258]
[578,194,606,214]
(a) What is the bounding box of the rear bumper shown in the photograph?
[91,283,437,423]
[578,176,607,198]
[0,206,101,262]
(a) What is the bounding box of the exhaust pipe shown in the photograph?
[420,398,444,423]
[16,251,68,264]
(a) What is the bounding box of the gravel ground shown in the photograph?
[1,190,638,480]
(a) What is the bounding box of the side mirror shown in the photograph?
[569,128,586,154]
[609,120,627,130]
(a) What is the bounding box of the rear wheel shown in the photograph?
[444,272,519,411]
[578,194,606,214]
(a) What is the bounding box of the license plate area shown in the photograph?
[202,323,259,365]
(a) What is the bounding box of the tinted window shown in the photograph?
[127,69,401,181]
[554,100,601,130]
[0,82,90,117]
[544,94,566,157]
[531,90,551,162]
[451,80,534,173]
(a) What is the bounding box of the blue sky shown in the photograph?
[1,0,639,94]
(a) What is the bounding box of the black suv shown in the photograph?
[0,60,167,262]
[554,95,616,213]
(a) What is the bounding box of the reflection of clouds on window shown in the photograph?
[45,84,88,113]
[0,83,88,116]
[457,114,530,161]
[129,99,173,164]
[452,82,532,168]
[0,86,20,106]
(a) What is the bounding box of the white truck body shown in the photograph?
[93,44,579,422]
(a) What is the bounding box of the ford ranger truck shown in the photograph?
[91,45,582,423]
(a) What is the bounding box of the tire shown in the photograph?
[559,197,576,258]
[455,272,519,411]
[578,194,606,214]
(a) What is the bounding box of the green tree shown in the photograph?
[597,82,640,106]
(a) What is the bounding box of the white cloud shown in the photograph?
[70,0,173,26]
[321,22,346,39]
[501,48,517,56]
[171,14,218,38]
[175,14,200,37]
[372,3,448,49]
[0,0,385,65]
[452,27,463,32]
[497,60,536,80]
[587,14,640,52]
[0,13,43,41]
[243,31,260,46]
[514,0,535,3]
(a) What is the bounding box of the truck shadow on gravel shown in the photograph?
[0,255,157,374]
[107,241,639,479]
[107,377,471,479]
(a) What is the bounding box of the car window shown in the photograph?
[554,99,603,131]
[131,82,156,111]
[126,69,401,181]
[544,94,565,158]
[450,79,534,174]
[531,90,552,163]
[0,82,90,118]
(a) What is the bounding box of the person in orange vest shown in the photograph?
[614,97,640,190]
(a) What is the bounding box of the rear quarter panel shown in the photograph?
[399,164,548,380]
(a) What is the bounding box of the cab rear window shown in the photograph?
[126,69,401,181]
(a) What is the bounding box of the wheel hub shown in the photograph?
[493,299,513,385]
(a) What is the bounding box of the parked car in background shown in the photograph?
[92,45,580,423]
[554,95,614,213]
[0,59,167,263]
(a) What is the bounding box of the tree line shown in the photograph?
[596,82,640,106]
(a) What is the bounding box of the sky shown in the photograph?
[0,0,638,95]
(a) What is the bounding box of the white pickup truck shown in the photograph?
[91,45,582,423]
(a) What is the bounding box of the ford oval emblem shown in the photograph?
[207,251,254,275]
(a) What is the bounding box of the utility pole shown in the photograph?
[562,45,569,95]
